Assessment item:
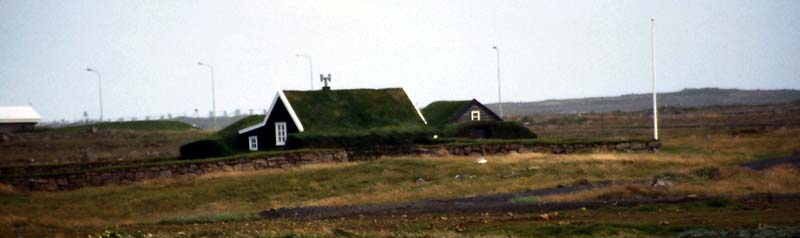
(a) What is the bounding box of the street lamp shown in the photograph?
[296,54,313,90]
[85,68,103,122]
[492,46,503,118]
[197,61,216,129]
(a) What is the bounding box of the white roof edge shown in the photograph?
[402,87,427,125]
[280,90,304,132]
[238,90,305,134]
[238,121,264,134]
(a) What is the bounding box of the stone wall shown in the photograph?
[1,140,659,191]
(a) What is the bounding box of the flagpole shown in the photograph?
[651,17,658,141]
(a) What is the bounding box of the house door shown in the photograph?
[275,122,287,146]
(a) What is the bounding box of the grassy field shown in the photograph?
[515,101,800,139]
[1,125,799,237]
[1,104,799,237]
[0,121,210,166]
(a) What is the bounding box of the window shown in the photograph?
[275,122,287,146]
[471,110,481,121]
[248,136,258,151]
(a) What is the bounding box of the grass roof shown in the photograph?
[421,100,472,127]
[213,115,265,151]
[283,88,425,132]
[215,115,265,140]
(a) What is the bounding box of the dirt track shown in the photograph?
[742,153,800,170]
[259,181,799,220]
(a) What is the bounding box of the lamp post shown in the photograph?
[492,46,503,118]
[650,18,658,140]
[85,68,103,122]
[296,54,313,90]
[197,61,216,129]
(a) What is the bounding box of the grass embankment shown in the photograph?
[1,128,799,237]
[48,120,195,132]
[0,121,209,166]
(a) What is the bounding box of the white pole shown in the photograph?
[651,17,658,140]
[198,62,216,129]
[492,46,503,118]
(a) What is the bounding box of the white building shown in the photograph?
[0,106,42,133]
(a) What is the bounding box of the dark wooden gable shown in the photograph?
[450,99,503,123]
[239,96,300,150]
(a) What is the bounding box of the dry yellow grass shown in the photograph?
[0,183,17,194]
[299,151,728,207]
[539,165,800,202]
[2,127,798,233]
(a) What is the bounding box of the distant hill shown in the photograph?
[49,120,194,132]
[487,88,800,115]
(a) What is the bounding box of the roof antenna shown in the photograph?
[320,74,331,92]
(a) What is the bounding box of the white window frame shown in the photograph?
[275,122,287,146]
[248,136,258,151]
[471,110,481,121]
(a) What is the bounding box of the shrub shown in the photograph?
[288,126,436,152]
[179,139,232,160]
[444,121,537,139]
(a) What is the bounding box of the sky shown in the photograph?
[1,0,799,121]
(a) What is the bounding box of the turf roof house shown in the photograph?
[422,99,503,126]
[422,99,504,138]
[238,88,427,151]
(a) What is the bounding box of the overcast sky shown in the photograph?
[1,0,798,121]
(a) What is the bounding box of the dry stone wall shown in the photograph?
[1,140,660,191]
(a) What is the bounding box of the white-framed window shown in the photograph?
[471,110,481,121]
[248,136,258,151]
[275,122,287,146]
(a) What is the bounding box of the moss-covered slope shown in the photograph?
[284,88,425,132]
[421,100,471,127]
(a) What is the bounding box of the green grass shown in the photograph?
[48,120,194,132]
[420,100,471,127]
[283,88,425,132]
[176,115,265,158]
[0,153,715,225]
[158,212,260,224]
[509,195,542,204]
[212,115,265,145]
